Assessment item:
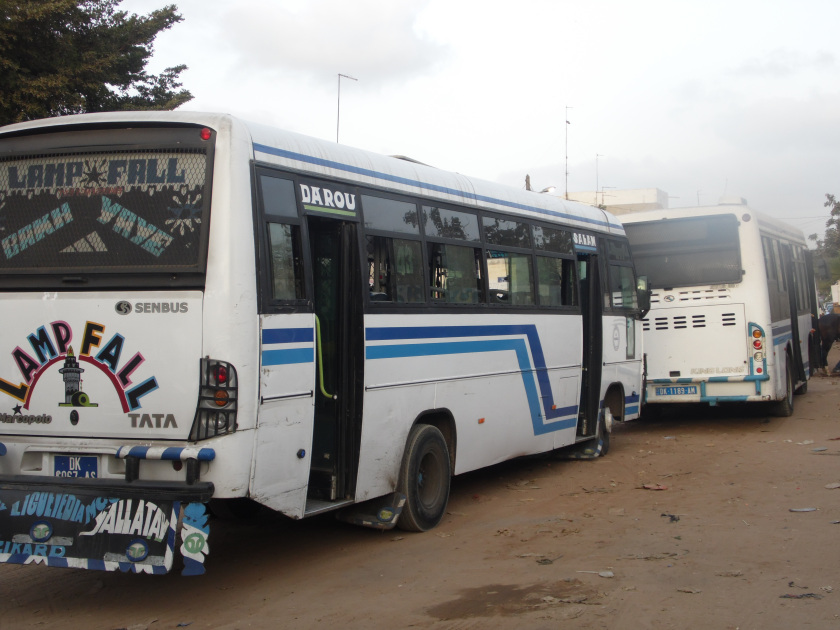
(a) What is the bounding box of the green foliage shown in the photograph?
[808,193,840,296]
[820,194,840,256]
[0,0,192,125]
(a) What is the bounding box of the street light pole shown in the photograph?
[337,73,358,143]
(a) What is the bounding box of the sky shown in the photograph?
[121,0,840,239]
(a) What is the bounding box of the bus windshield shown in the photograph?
[624,214,742,289]
[0,127,212,277]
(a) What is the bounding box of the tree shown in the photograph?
[0,1,192,125]
[819,194,840,256]
[808,194,840,296]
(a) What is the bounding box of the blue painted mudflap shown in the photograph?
[0,475,213,575]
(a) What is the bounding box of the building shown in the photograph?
[565,188,669,215]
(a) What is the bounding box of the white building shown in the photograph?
[565,188,670,215]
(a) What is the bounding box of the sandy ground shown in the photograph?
[2,364,840,629]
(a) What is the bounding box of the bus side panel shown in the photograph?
[250,313,316,518]
[355,313,582,501]
[600,314,643,420]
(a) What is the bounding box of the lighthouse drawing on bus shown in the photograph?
[58,347,98,407]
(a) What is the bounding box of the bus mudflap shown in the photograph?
[0,475,213,575]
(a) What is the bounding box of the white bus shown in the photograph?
[621,199,819,416]
[0,112,646,575]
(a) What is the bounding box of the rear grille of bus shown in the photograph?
[643,313,730,331]
[650,289,730,304]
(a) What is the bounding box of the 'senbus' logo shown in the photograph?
[114,301,188,315]
[134,302,188,314]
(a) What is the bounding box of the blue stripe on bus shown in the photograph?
[366,326,578,435]
[253,142,617,230]
[262,328,314,344]
[263,348,314,366]
[773,333,792,346]
[623,392,640,417]
[772,323,792,336]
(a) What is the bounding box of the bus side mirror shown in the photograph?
[636,275,651,319]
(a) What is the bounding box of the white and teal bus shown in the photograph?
[621,199,819,416]
[0,112,646,575]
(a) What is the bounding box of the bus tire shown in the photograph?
[772,360,794,417]
[396,424,451,532]
[597,408,612,457]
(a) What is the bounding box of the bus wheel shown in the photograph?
[597,408,613,456]
[772,361,794,417]
[396,424,451,532]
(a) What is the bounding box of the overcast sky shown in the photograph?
[122,0,840,238]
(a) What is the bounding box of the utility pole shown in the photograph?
[565,106,572,200]
[337,73,358,143]
[596,154,604,205]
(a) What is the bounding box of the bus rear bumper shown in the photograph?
[0,475,214,575]
[646,375,770,406]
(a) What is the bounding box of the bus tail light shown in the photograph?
[748,323,766,375]
[190,358,238,441]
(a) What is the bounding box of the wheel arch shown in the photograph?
[412,408,457,473]
[602,382,626,422]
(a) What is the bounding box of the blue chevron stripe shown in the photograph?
[366,325,578,434]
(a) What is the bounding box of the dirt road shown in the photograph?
[2,374,839,629]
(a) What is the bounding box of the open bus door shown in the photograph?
[576,253,603,439]
[804,249,821,375]
[305,216,364,506]
[780,243,806,385]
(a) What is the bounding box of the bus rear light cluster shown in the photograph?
[189,358,238,441]
[749,323,766,375]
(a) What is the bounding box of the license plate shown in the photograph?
[655,386,698,396]
[54,455,98,478]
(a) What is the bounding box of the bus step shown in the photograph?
[304,497,355,517]
[335,492,406,530]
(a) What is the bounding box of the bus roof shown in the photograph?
[0,111,624,236]
[618,203,806,245]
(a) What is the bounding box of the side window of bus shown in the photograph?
[259,174,304,302]
[362,195,424,304]
[268,223,304,300]
[605,240,638,310]
[423,205,483,304]
[533,225,576,307]
[367,236,425,303]
[761,237,776,283]
[536,256,577,307]
[483,216,533,305]
[487,250,534,305]
[608,264,638,309]
[429,243,483,304]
